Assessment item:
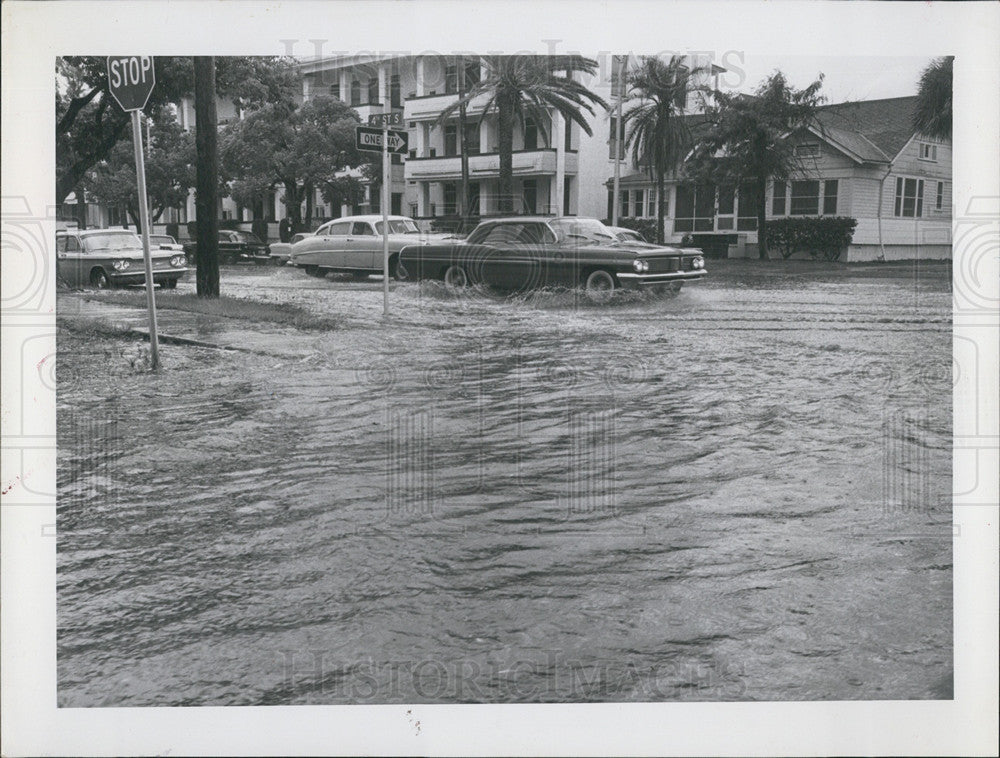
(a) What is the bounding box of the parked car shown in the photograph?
[56,229,189,289]
[268,232,312,265]
[289,215,453,280]
[398,217,706,300]
[183,230,270,264]
[606,225,648,244]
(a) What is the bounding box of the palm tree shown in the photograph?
[913,56,952,141]
[621,56,704,245]
[437,55,607,214]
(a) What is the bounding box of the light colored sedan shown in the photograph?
[289,215,451,280]
[269,232,312,265]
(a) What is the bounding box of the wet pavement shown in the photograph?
[57,261,953,705]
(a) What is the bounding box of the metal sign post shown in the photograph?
[107,56,158,369]
[382,105,390,318]
[131,110,159,369]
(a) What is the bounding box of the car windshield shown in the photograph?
[374,219,420,235]
[549,218,616,243]
[81,233,142,252]
[150,235,175,245]
[235,232,263,244]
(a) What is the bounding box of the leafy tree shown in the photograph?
[622,56,706,244]
[437,55,608,214]
[687,71,825,259]
[221,95,364,230]
[913,56,952,141]
[56,56,301,207]
[56,57,194,205]
[83,106,195,232]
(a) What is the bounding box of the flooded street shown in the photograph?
[56,262,952,705]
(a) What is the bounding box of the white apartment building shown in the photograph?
[297,53,724,225]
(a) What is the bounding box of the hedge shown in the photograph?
[764,216,858,261]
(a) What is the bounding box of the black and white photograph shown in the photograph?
[2,1,998,755]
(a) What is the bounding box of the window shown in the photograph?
[445,64,458,94]
[390,74,401,108]
[324,221,350,235]
[772,181,787,215]
[609,116,625,160]
[329,82,340,100]
[464,121,480,154]
[410,203,419,218]
[936,181,944,211]
[443,183,457,215]
[794,143,820,158]
[894,177,924,217]
[523,118,537,150]
[444,125,457,156]
[367,78,380,105]
[564,121,573,152]
[619,190,630,218]
[351,221,375,236]
[350,79,361,106]
[674,184,715,233]
[391,193,402,216]
[647,190,658,218]
[464,60,480,88]
[469,182,480,215]
[822,179,838,215]
[523,179,537,214]
[919,143,938,162]
[790,180,821,215]
[737,182,759,230]
[474,222,555,246]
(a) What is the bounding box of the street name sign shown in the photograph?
[356,126,408,154]
[368,111,403,127]
[106,56,156,112]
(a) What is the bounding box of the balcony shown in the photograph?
[403,91,493,121]
[406,149,577,181]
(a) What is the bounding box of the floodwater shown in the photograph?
[57,263,953,705]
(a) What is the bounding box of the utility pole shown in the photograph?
[612,54,625,227]
[382,73,391,318]
[194,56,220,297]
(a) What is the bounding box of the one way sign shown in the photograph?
[356,125,409,155]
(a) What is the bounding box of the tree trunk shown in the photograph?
[497,91,515,214]
[284,181,302,231]
[194,56,220,297]
[656,172,666,245]
[304,181,314,230]
[457,58,471,223]
[756,176,768,260]
[56,117,130,205]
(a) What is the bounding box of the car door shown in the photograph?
[477,222,550,290]
[56,234,75,285]
[346,221,378,271]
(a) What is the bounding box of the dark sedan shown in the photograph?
[183,230,270,264]
[399,217,706,300]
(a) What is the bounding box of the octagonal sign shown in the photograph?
[106,56,156,112]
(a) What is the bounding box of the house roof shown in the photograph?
[813,96,921,162]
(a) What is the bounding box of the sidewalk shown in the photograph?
[57,293,322,360]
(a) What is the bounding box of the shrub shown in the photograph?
[603,216,659,242]
[165,223,179,241]
[764,217,858,260]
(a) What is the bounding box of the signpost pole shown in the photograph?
[130,109,160,369]
[382,102,390,318]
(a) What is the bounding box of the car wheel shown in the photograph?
[444,265,469,289]
[584,269,616,302]
[391,257,408,281]
[90,268,110,290]
[161,278,178,290]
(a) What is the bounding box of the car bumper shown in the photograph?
[616,269,707,287]
[110,268,189,283]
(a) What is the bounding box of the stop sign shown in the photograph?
[106,56,156,112]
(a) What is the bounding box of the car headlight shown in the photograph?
[113,259,130,271]
[692,256,704,269]
[632,259,649,273]
[170,255,185,268]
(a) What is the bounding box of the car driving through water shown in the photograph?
[398,216,706,300]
